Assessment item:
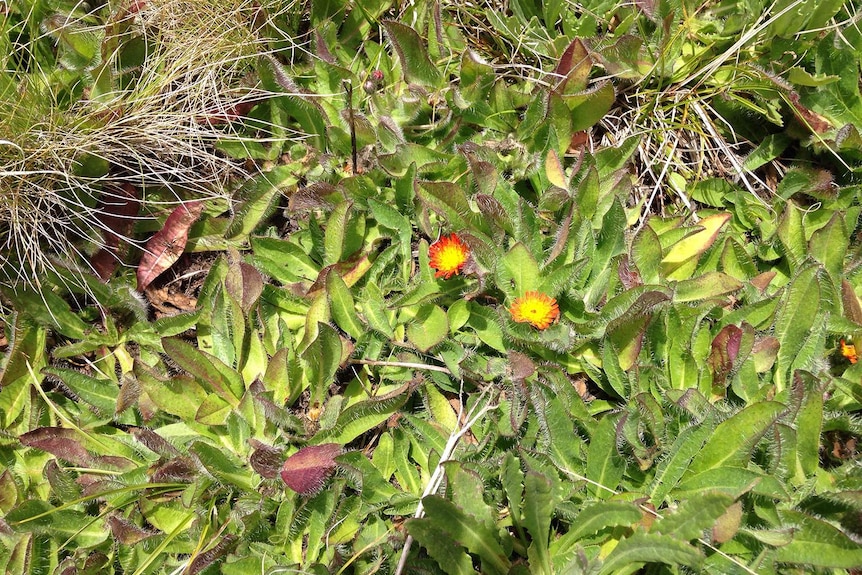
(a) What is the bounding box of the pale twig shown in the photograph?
[350,358,452,374]
[677,0,807,88]
[690,100,772,206]
[393,389,499,575]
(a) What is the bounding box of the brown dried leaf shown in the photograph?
[508,351,535,381]
[842,279,862,326]
[115,372,140,415]
[750,271,777,293]
[788,92,832,134]
[712,501,743,544]
[618,254,643,289]
[150,456,198,483]
[709,324,743,384]
[137,201,204,291]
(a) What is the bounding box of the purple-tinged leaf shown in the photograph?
[150,457,198,483]
[20,427,92,466]
[553,39,591,95]
[250,440,283,479]
[187,535,239,575]
[280,443,341,495]
[130,427,180,457]
[106,514,157,544]
[92,183,140,281]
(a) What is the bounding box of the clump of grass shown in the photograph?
[0,0,302,289]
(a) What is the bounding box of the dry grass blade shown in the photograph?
[0,0,306,289]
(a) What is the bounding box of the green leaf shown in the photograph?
[607,313,650,373]
[776,202,807,269]
[195,394,232,425]
[324,201,352,266]
[631,224,662,284]
[136,365,208,421]
[326,271,363,340]
[661,213,730,277]
[774,264,821,390]
[251,237,320,284]
[652,492,734,541]
[6,500,109,548]
[806,37,862,128]
[225,167,296,239]
[405,517,476,575]
[686,402,784,475]
[420,495,510,575]
[407,304,449,352]
[554,501,642,552]
[523,471,554,575]
[368,198,413,283]
[498,243,541,296]
[576,165,600,223]
[595,136,640,179]
[567,81,615,132]
[417,181,489,239]
[381,20,443,86]
[443,462,496,529]
[588,287,671,339]
[585,416,625,499]
[601,338,629,398]
[808,211,847,283]
[42,367,117,415]
[792,371,823,480]
[161,338,243,406]
[300,322,342,406]
[673,272,743,303]
[501,452,524,525]
[190,441,255,490]
[5,288,89,340]
[772,510,862,568]
[598,532,702,575]
[311,391,409,445]
[675,467,787,499]
[592,198,627,276]
[467,303,506,352]
[0,319,45,427]
[743,133,792,170]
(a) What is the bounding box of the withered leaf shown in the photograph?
[137,201,204,291]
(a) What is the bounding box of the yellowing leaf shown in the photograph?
[661,213,731,270]
[545,149,567,189]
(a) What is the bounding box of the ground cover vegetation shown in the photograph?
[1,0,862,573]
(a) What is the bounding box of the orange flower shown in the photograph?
[840,339,858,364]
[509,291,559,330]
[429,233,470,279]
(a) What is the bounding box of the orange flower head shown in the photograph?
[429,233,470,279]
[509,291,560,330]
[840,339,858,364]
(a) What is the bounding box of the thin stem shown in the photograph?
[393,391,499,575]
[350,359,452,374]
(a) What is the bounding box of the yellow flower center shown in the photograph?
[429,234,469,279]
[509,291,559,330]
